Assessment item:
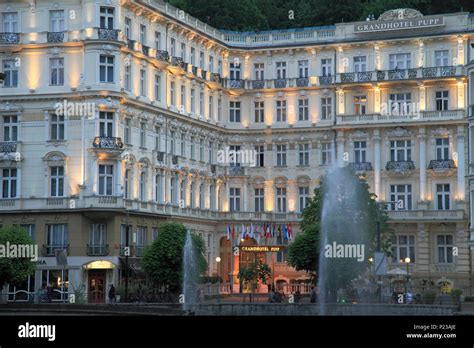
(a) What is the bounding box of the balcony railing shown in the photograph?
[225,79,245,89]
[92,136,124,150]
[200,69,207,79]
[87,244,109,256]
[155,50,169,62]
[0,141,17,153]
[273,78,287,88]
[98,28,120,41]
[296,77,309,87]
[336,110,464,125]
[319,76,333,85]
[210,73,221,83]
[0,32,19,44]
[386,161,415,171]
[42,244,69,256]
[348,162,373,171]
[172,155,179,165]
[171,56,186,69]
[127,39,135,50]
[47,31,64,43]
[428,159,456,170]
[228,166,245,176]
[252,80,265,89]
[141,45,150,56]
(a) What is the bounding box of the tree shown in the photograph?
[0,226,36,289]
[238,258,271,302]
[141,222,207,295]
[288,167,392,293]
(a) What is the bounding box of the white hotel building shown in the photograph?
[0,1,474,302]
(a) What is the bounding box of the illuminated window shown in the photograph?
[50,166,64,197]
[50,58,64,86]
[353,95,367,115]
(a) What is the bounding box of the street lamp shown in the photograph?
[404,257,411,294]
[368,257,374,296]
[216,256,221,303]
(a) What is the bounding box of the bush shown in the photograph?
[423,290,437,304]
[450,289,462,303]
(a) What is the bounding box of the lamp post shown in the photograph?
[368,257,374,296]
[404,257,411,294]
[216,256,221,303]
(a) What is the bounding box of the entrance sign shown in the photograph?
[240,246,285,252]
[374,252,387,276]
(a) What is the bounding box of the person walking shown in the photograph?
[108,284,116,304]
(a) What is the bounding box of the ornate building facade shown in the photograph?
[0,1,473,302]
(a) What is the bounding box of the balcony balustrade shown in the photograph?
[155,50,169,62]
[348,162,373,171]
[98,28,120,41]
[296,77,309,87]
[428,159,456,170]
[42,244,69,257]
[0,141,17,153]
[47,31,64,43]
[273,78,287,88]
[92,136,124,150]
[386,160,415,171]
[0,32,19,44]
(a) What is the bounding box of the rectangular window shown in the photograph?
[298,186,309,213]
[136,226,147,256]
[154,173,162,202]
[354,95,367,115]
[208,141,213,164]
[140,121,146,148]
[154,31,161,50]
[154,74,161,101]
[276,144,287,166]
[99,112,114,137]
[20,224,35,240]
[3,59,18,87]
[170,38,176,56]
[124,169,131,199]
[298,143,310,166]
[276,187,287,213]
[140,24,146,44]
[152,227,159,242]
[50,58,64,86]
[46,224,68,253]
[138,69,146,96]
[140,172,147,201]
[99,7,114,29]
[124,64,131,91]
[170,81,176,106]
[50,166,64,197]
[389,53,411,69]
[434,50,449,67]
[390,140,411,161]
[209,56,214,72]
[298,60,309,78]
[2,12,18,32]
[436,184,450,210]
[190,136,195,160]
[389,184,412,211]
[276,61,287,79]
[436,138,449,160]
[276,100,287,122]
[229,62,241,80]
[229,187,241,212]
[353,56,367,72]
[123,118,131,144]
[1,168,17,198]
[190,47,196,65]
[437,235,453,263]
[3,115,18,142]
[155,126,160,151]
[435,90,449,111]
[199,92,204,116]
[321,97,332,120]
[180,86,186,112]
[321,143,332,165]
[180,133,185,157]
[199,138,204,161]
[391,235,415,263]
[298,98,309,121]
[354,141,367,163]
[254,101,264,123]
[254,188,264,212]
[125,17,132,39]
[50,10,65,32]
[209,95,213,119]
[254,63,265,80]
[98,165,114,196]
[181,43,186,60]
[90,224,106,248]
[229,101,241,122]
[99,55,114,83]
[255,145,264,167]
[190,88,195,113]
[321,58,332,77]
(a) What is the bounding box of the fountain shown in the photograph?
[318,167,371,314]
[182,231,200,312]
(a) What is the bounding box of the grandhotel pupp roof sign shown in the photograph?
[354,8,444,33]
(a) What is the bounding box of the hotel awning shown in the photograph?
[83,260,117,270]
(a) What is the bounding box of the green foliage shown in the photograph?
[0,225,36,289]
[450,288,462,302]
[167,0,474,31]
[141,222,207,293]
[423,289,437,304]
[238,258,272,287]
[288,167,392,290]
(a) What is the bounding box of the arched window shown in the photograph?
[139,172,146,201]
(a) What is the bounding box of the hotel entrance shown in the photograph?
[88,270,106,303]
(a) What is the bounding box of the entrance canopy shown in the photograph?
[83,260,116,270]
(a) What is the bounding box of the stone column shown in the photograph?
[418,128,426,202]
[457,127,466,201]
[372,130,381,199]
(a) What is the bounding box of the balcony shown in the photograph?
[172,155,179,165]
[0,32,19,44]
[273,78,287,88]
[227,166,245,176]
[336,110,464,126]
[98,28,120,41]
[319,76,333,85]
[155,50,169,62]
[348,162,373,172]
[47,31,64,43]
[92,136,124,150]
[428,159,456,170]
[192,66,199,76]
[0,141,17,153]
[210,73,221,83]
[252,80,265,89]
[296,77,309,87]
[386,161,415,171]
[225,79,245,89]
[42,245,69,257]
[171,56,186,69]
[127,39,135,50]
[141,45,150,56]
[87,244,109,256]
[387,210,464,221]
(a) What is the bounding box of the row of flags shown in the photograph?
[226,223,293,242]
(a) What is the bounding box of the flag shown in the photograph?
[288,223,293,240]
[241,224,245,239]
[283,224,288,240]
[226,224,231,240]
[231,224,235,240]
[250,223,254,239]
